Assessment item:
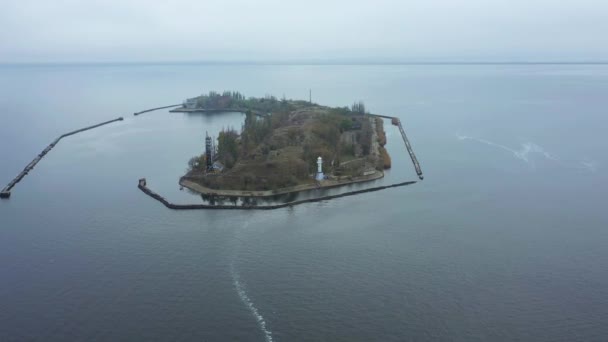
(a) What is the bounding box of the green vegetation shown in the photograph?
[351,101,367,114]
[190,90,302,115]
[187,155,205,171]
[217,128,239,168]
[183,92,389,192]
[375,118,391,169]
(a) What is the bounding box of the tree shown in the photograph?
[217,128,239,168]
[188,155,204,171]
[351,101,366,114]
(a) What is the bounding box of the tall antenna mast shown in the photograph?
[309,89,312,104]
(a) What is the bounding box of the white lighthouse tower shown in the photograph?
[316,156,324,181]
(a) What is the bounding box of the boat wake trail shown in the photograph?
[457,135,598,172]
[230,222,274,342]
[579,160,598,173]
[457,135,558,165]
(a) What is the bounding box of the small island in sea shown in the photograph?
[175,91,392,197]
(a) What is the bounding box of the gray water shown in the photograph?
[1,64,607,341]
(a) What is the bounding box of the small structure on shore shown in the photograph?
[205,132,214,172]
[316,156,324,181]
[184,98,198,109]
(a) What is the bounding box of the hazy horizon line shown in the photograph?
[2,59,608,67]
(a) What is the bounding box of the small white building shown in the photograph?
[212,161,224,172]
[316,156,324,181]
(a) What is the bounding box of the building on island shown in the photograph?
[183,97,198,109]
[316,156,324,181]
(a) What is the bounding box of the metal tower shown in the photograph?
[205,131,213,171]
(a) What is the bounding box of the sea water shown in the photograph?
[1,63,607,341]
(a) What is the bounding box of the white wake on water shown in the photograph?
[457,135,597,172]
[457,135,558,164]
[579,160,598,173]
[230,221,274,342]
[230,263,273,342]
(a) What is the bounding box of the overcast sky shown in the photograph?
[1,0,606,63]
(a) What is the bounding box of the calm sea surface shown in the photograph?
[1,64,607,341]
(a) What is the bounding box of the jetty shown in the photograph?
[393,118,423,180]
[369,114,423,180]
[1,117,124,199]
[138,178,417,210]
[134,104,181,116]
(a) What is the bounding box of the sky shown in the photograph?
[0,0,607,63]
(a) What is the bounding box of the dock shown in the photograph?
[1,117,124,199]
[134,104,181,116]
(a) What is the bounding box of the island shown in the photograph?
[175,91,392,198]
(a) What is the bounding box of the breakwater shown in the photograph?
[60,117,124,138]
[368,114,424,180]
[134,104,181,116]
[138,178,417,210]
[394,118,423,180]
[1,117,124,199]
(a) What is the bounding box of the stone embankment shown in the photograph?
[138,178,416,210]
[179,170,384,198]
[368,114,423,180]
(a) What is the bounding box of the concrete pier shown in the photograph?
[133,104,181,116]
[1,117,124,199]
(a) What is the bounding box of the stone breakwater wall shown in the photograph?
[368,113,423,180]
[1,117,124,199]
[138,178,417,210]
[393,118,423,180]
[133,104,181,116]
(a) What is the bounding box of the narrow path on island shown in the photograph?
[230,220,274,342]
